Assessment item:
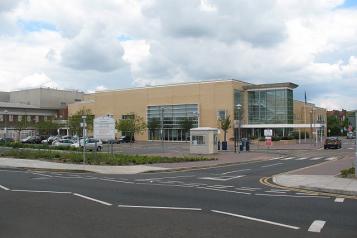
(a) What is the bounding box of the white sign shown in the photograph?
[234,120,240,129]
[93,116,116,141]
[264,129,273,137]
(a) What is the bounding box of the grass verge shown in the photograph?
[0,149,216,165]
[340,167,355,178]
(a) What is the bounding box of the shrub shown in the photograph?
[340,167,355,178]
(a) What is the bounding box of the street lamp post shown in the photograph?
[354,110,357,178]
[160,107,165,152]
[3,110,8,139]
[81,115,87,165]
[234,104,242,153]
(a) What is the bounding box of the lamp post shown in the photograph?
[353,110,357,178]
[234,104,242,153]
[81,115,87,165]
[160,107,165,152]
[3,110,8,139]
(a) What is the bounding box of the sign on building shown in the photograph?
[264,129,273,137]
[93,116,116,141]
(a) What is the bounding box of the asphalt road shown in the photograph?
[0,145,356,237]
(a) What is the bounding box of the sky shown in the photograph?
[0,0,357,110]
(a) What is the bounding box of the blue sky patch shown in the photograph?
[117,34,134,41]
[338,0,357,8]
[17,20,57,32]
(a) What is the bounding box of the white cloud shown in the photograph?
[0,0,356,110]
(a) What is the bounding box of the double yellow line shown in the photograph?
[259,177,357,200]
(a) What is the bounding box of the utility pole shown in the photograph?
[160,107,164,152]
[3,110,8,139]
[81,115,87,165]
[354,110,357,177]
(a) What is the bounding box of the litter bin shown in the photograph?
[246,139,250,151]
[239,140,244,151]
[218,140,221,150]
[222,141,228,150]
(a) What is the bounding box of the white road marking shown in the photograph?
[240,186,262,190]
[211,210,300,230]
[221,169,251,175]
[31,172,53,177]
[0,184,10,191]
[325,157,337,161]
[73,193,112,206]
[261,163,283,168]
[135,175,194,181]
[281,157,295,160]
[295,157,308,160]
[269,157,284,161]
[199,175,245,181]
[99,178,135,184]
[334,198,345,203]
[11,189,71,194]
[207,185,234,189]
[310,157,323,161]
[255,193,330,199]
[265,191,287,194]
[32,177,50,180]
[118,205,202,211]
[348,148,354,150]
[269,189,290,192]
[198,187,251,195]
[235,188,259,191]
[308,220,326,233]
[135,182,197,188]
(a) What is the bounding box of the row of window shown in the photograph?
[0,115,50,123]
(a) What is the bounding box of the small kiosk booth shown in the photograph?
[190,127,218,154]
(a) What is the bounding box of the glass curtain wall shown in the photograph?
[147,104,198,141]
[248,89,293,124]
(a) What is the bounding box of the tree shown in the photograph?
[179,117,195,142]
[14,119,31,141]
[68,108,94,136]
[116,114,146,142]
[147,118,160,140]
[218,114,231,142]
[35,120,60,136]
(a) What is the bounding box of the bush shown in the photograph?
[340,167,355,178]
[0,148,215,165]
[272,136,281,141]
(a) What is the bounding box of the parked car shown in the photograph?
[347,132,356,139]
[41,136,58,145]
[0,137,14,143]
[52,139,74,147]
[324,137,342,149]
[119,136,135,143]
[71,138,103,151]
[21,136,42,144]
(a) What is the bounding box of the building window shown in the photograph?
[44,116,47,121]
[0,115,3,122]
[147,104,199,141]
[9,115,13,122]
[217,110,226,120]
[18,115,22,122]
[192,135,205,145]
[27,116,31,122]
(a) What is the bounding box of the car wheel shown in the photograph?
[97,147,102,151]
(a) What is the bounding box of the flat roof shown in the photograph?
[243,82,298,90]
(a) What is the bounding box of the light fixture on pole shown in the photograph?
[234,104,242,153]
[81,115,87,165]
[3,110,8,139]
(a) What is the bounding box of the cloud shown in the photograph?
[0,0,356,110]
[61,24,127,72]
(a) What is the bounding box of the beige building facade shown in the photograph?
[68,80,327,141]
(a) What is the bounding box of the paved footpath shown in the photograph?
[273,155,357,196]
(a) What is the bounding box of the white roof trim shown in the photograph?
[241,124,326,128]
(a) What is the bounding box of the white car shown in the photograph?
[52,139,74,147]
[71,138,103,151]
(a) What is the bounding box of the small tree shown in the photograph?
[68,108,94,136]
[179,117,195,142]
[116,114,146,142]
[147,118,160,140]
[218,114,231,142]
[35,120,60,136]
[14,119,30,141]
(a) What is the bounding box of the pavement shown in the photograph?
[272,143,357,196]
[1,148,356,237]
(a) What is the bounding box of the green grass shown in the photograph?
[0,142,79,151]
[340,167,355,178]
[0,149,215,165]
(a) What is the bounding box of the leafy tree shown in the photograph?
[116,114,146,142]
[14,119,31,141]
[35,120,60,136]
[68,108,94,136]
[218,114,231,142]
[147,118,160,140]
[179,117,195,142]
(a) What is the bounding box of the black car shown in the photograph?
[21,136,42,144]
[0,137,15,143]
[324,137,342,149]
[119,136,135,143]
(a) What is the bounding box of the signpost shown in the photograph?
[93,116,116,142]
[264,129,273,148]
